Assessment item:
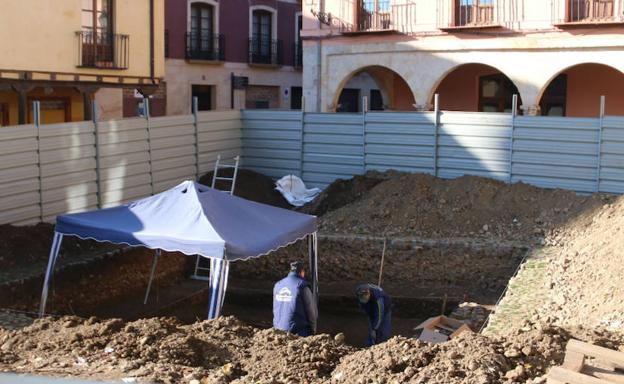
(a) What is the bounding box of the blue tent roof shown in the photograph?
[55,180,317,260]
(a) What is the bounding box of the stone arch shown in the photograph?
[329,65,416,112]
[537,62,624,117]
[428,62,523,113]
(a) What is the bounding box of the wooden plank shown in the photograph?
[582,367,624,383]
[564,350,586,372]
[568,340,624,368]
[548,367,609,384]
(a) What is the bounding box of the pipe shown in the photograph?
[149,0,155,84]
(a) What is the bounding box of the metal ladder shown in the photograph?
[190,154,240,281]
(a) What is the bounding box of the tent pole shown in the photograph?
[208,257,230,319]
[309,232,319,303]
[143,249,161,305]
[39,232,64,317]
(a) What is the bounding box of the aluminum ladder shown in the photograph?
[190,154,240,281]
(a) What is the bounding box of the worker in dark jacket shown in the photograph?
[273,261,318,337]
[356,283,392,346]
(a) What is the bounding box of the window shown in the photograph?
[478,74,520,113]
[290,87,302,110]
[337,89,360,112]
[192,85,213,111]
[294,14,303,67]
[190,3,214,53]
[370,89,384,110]
[540,74,567,116]
[455,0,495,26]
[252,10,273,63]
[569,0,615,22]
[82,0,112,35]
[81,0,114,65]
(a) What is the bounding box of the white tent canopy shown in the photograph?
[40,180,318,319]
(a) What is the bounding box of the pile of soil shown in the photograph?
[199,169,291,209]
[330,321,624,384]
[534,194,624,331]
[0,223,117,271]
[318,172,611,241]
[0,315,354,383]
[2,316,623,383]
[299,172,387,216]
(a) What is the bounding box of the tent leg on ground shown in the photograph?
[143,249,161,304]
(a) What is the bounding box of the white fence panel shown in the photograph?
[303,113,365,188]
[365,112,435,173]
[242,110,300,179]
[512,116,599,193]
[438,112,512,181]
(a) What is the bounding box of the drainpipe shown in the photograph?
[149,0,155,84]
[316,0,324,112]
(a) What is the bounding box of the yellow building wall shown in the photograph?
[0,0,164,80]
[0,88,84,126]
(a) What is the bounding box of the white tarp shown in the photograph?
[275,175,320,207]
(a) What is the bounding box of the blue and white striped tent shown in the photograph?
[39,180,318,319]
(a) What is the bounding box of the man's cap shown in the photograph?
[290,261,305,273]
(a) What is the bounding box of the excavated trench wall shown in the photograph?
[231,235,528,304]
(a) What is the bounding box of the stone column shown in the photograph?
[521,105,541,116]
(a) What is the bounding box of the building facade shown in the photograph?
[302,0,624,116]
[0,0,166,126]
[165,0,303,114]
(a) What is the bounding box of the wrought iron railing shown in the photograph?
[185,32,225,61]
[293,42,303,68]
[569,0,618,22]
[248,38,283,65]
[552,0,623,23]
[334,0,416,33]
[436,0,505,28]
[76,31,129,69]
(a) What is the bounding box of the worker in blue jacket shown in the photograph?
[273,261,318,337]
[356,283,392,346]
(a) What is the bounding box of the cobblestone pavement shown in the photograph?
[483,246,556,336]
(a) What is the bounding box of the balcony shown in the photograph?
[185,32,225,61]
[294,42,303,68]
[437,0,503,30]
[335,0,416,33]
[76,31,129,69]
[554,0,624,25]
[248,38,283,66]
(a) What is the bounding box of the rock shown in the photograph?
[504,349,520,358]
[334,333,346,345]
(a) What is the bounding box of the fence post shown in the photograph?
[144,97,154,195]
[33,101,43,222]
[92,100,102,209]
[433,94,440,177]
[299,96,305,178]
[362,96,368,173]
[508,94,518,184]
[193,96,200,180]
[596,95,605,192]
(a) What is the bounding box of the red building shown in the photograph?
[165,0,303,114]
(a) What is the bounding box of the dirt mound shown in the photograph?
[299,171,387,216]
[0,315,354,383]
[199,168,291,209]
[330,322,624,384]
[534,195,624,331]
[319,172,610,241]
[0,223,118,271]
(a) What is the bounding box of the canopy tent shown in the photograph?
[40,180,318,319]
